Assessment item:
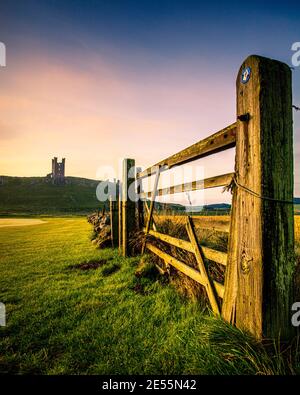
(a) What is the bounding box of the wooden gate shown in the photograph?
[113,55,295,340]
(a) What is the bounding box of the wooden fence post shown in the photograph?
[136,167,144,231]
[222,55,295,340]
[122,159,136,257]
[109,180,119,248]
[118,182,122,254]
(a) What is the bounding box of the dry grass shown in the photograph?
[133,215,229,303]
[154,215,229,249]
[154,214,300,255]
[135,214,300,303]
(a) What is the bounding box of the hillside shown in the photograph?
[0,176,103,216]
[1,175,299,216]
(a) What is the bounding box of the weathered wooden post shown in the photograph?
[118,182,122,254]
[222,55,295,340]
[122,159,136,257]
[136,167,144,231]
[109,180,119,248]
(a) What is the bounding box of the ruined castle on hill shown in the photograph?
[47,157,65,184]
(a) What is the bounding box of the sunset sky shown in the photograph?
[0,0,299,204]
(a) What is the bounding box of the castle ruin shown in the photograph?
[48,157,65,184]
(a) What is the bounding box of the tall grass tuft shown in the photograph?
[195,315,300,375]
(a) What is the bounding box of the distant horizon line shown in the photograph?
[1,174,299,203]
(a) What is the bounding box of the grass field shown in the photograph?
[0,176,103,215]
[0,217,299,375]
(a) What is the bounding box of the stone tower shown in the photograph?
[51,157,65,184]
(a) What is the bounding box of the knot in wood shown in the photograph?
[241,251,252,274]
[237,113,250,122]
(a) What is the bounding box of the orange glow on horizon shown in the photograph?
[0,50,236,206]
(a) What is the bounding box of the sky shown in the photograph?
[0,0,299,205]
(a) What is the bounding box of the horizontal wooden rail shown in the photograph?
[146,243,224,298]
[202,246,227,266]
[214,280,224,299]
[153,215,230,233]
[140,173,234,199]
[146,228,193,252]
[144,228,227,266]
[137,123,236,179]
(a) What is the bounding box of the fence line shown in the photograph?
[111,55,295,341]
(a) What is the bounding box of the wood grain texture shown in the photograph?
[201,246,227,267]
[186,216,220,315]
[118,186,122,253]
[214,281,225,299]
[122,159,136,257]
[146,242,224,299]
[144,202,157,231]
[145,228,227,266]
[222,55,295,340]
[109,182,119,248]
[145,228,194,252]
[140,173,234,199]
[136,167,144,231]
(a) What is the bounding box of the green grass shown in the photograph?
[0,218,299,375]
[0,176,103,215]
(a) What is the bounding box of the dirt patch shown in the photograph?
[68,259,108,271]
[101,263,121,276]
[131,283,150,296]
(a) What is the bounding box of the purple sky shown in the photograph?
[0,0,299,204]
